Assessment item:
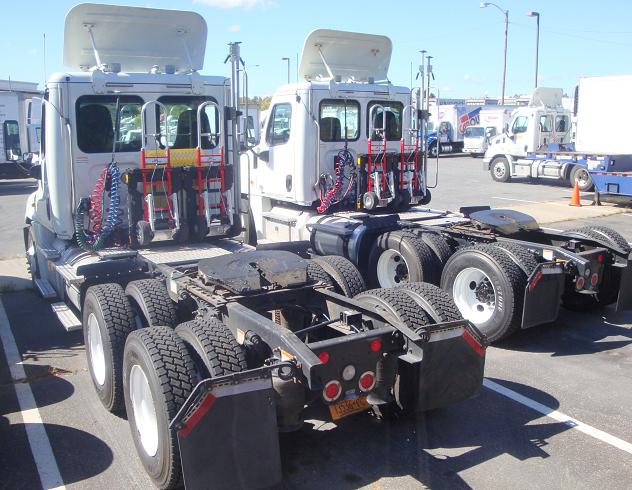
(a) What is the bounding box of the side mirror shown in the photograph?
[30,164,42,180]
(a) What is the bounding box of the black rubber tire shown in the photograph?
[312,255,366,297]
[440,244,526,342]
[175,317,247,379]
[416,230,453,266]
[83,283,135,413]
[368,230,441,287]
[490,156,511,183]
[355,288,433,332]
[123,326,196,490]
[419,189,432,206]
[493,242,539,276]
[398,189,412,211]
[171,222,190,244]
[398,282,463,323]
[244,205,258,246]
[429,143,438,158]
[570,165,594,192]
[125,279,178,328]
[136,221,154,247]
[191,215,209,242]
[363,191,379,210]
[306,260,335,288]
[562,226,627,309]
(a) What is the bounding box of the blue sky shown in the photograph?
[2,0,631,98]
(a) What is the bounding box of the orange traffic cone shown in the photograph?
[569,181,581,207]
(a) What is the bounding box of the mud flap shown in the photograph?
[399,321,486,412]
[616,261,632,311]
[521,263,565,329]
[171,366,287,490]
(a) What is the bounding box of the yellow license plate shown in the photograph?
[328,396,370,421]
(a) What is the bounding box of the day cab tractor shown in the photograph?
[241,29,632,344]
[24,5,486,489]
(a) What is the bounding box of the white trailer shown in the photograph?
[427,103,484,156]
[463,106,513,157]
[0,80,41,177]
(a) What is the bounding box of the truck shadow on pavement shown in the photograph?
[280,378,569,489]
[0,179,37,196]
[495,307,632,356]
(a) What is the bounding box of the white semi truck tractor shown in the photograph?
[241,30,632,344]
[24,5,488,489]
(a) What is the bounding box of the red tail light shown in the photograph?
[576,276,586,289]
[318,351,330,364]
[597,254,604,263]
[590,273,599,286]
[323,380,342,402]
[369,339,382,352]
[358,371,376,392]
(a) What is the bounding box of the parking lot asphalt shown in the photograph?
[1,156,632,489]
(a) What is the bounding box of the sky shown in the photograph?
[2,0,631,99]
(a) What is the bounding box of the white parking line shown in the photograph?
[491,197,539,204]
[484,379,632,455]
[0,300,66,490]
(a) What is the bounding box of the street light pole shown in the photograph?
[281,57,290,84]
[480,2,509,105]
[527,11,540,88]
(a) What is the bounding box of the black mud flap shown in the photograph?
[616,262,632,311]
[171,365,290,490]
[521,263,565,329]
[400,321,486,412]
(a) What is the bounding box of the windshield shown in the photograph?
[465,126,485,138]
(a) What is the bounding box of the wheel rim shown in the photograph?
[376,249,410,287]
[452,267,497,324]
[87,313,106,386]
[576,169,590,188]
[130,364,159,457]
[493,161,506,179]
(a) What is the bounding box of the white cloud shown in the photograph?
[194,0,277,9]
[27,48,38,56]
[228,24,241,32]
[464,74,472,81]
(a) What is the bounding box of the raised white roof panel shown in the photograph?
[298,29,392,82]
[528,87,564,108]
[64,3,207,72]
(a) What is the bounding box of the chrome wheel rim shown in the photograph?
[87,313,106,386]
[493,161,506,179]
[453,267,497,324]
[130,364,159,457]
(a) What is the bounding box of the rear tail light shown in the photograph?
[318,351,330,364]
[358,371,376,392]
[369,339,382,352]
[576,276,586,289]
[597,254,604,264]
[462,329,485,357]
[323,380,342,402]
[590,273,599,286]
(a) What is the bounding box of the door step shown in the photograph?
[34,278,57,299]
[51,302,82,332]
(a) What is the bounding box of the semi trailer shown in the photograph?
[241,29,632,343]
[426,102,484,156]
[24,5,487,489]
[463,106,513,157]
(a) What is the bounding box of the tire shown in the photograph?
[123,326,196,490]
[416,231,453,266]
[137,221,154,247]
[312,255,366,297]
[83,283,136,412]
[175,317,247,378]
[398,282,463,323]
[362,191,379,210]
[490,156,511,182]
[126,279,178,328]
[492,242,539,276]
[440,244,525,342]
[419,189,432,206]
[191,215,209,242]
[429,143,438,158]
[306,260,335,288]
[562,226,627,309]
[25,227,40,290]
[355,288,432,416]
[570,165,594,192]
[244,206,257,246]
[368,230,441,288]
[171,222,190,244]
[398,189,412,211]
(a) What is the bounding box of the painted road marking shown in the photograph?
[0,299,66,490]
[484,379,632,455]
[491,197,539,204]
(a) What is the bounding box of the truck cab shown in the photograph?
[483,88,573,182]
[242,29,418,242]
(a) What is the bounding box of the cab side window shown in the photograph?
[367,101,403,141]
[539,115,553,133]
[2,120,20,159]
[266,103,292,145]
[512,116,529,134]
[555,115,569,133]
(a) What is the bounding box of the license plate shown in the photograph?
[328,396,370,421]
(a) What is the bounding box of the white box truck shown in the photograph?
[0,79,41,178]
[463,106,514,157]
